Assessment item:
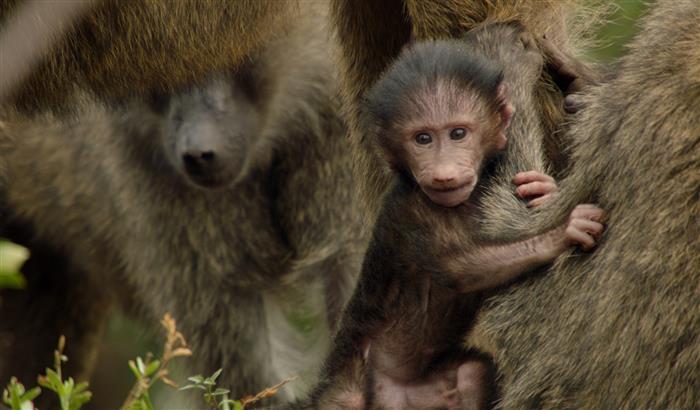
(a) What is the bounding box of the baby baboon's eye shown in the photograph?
[450,128,467,140]
[415,133,433,145]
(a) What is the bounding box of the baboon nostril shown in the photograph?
[182,150,217,178]
[183,150,216,164]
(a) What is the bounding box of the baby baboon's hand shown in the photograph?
[564,204,605,251]
[513,170,557,207]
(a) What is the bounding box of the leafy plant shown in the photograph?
[2,377,41,410]
[37,336,92,410]
[120,313,192,410]
[180,369,239,410]
[181,369,297,410]
[0,239,29,290]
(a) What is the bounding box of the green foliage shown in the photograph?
[119,314,192,410]
[588,0,649,61]
[180,369,243,410]
[2,314,289,410]
[0,239,29,289]
[2,377,41,410]
[3,336,92,410]
[38,369,91,410]
[37,336,92,410]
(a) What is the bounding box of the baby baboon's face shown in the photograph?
[162,73,261,190]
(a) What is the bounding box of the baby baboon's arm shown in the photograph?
[441,204,605,293]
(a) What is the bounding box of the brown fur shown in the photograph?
[470,0,700,407]
[302,23,597,410]
[330,0,700,407]
[0,2,364,406]
[0,0,295,112]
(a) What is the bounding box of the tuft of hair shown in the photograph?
[364,40,503,134]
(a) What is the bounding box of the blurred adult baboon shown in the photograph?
[0,0,295,112]
[331,0,700,407]
[0,1,363,404]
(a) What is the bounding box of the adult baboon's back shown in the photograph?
[0,2,363,404]
[470,0,700,407]
[0,0,294,112]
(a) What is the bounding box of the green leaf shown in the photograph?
[69,390,92,410]
[20,402,35,410]
[186,375,204,384]
[212,388,230,396]
[0,272,26,290]
[72,382,89,394]
[179,384,206,391]
[141,392,155,410]
[144,360,161,377]
[219,399,235,410]
[21,386,41,403]
[205,369,223,384]
[0,240,30,276]
[136,357,146,376]
[39,369,63,393]
[63,377,75,396]
[128,360,142,380]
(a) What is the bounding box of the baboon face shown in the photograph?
[162,74,261,190]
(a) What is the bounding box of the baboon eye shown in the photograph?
[450,128,467,140]
[415,133,432,145]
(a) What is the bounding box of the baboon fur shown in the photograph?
[469,0,700,407]
[329,0,596,218]
[0,2,363,404]
[0,0,295,112]
[331,0,700,407]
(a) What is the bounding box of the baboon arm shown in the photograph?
[440,228,565,292]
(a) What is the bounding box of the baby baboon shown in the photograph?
[0,2,363,404]
[329,0,597,220]
[307,24,604,410]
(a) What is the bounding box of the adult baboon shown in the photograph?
[470,0,700,407]
[0,0,295,112]
[0,1,363,405]
[331,0,700,407]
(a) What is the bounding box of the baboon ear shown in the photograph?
[496,83,513,150]
[497,83,514,129]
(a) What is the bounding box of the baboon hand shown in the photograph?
[564,204,605,251]
[513,170,557,207]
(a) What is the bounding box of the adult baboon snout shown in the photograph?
[164,74,261,190]
[172,115,243,189]
[182,147,217,180]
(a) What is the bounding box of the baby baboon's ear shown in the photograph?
[496,83,513,150]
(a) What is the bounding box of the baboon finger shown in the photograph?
[564,94,584,113]
[516,181,557,198]
[512,170,555,184]
[571,218,604,238]
[527,194,553,208]
[571,204,605,222]
[565,226,596,251]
